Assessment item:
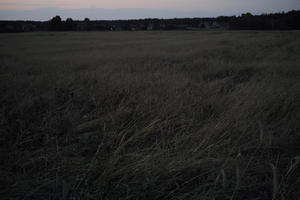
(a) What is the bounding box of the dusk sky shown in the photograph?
[0,0,299,20]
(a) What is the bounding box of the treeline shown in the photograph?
[229,11,300,30]
[1,10,300,33]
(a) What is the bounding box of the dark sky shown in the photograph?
[0,0,299,20]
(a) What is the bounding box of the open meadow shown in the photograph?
[1,31,300,199]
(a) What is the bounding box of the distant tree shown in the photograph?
[78,17,92,31]
[242,12,253,18]
[66,18,73,23]
[49,15,62,31]
[65,18,76,30]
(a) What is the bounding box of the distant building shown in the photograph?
[147,23,154,30]
[196,21,228,30]
[22,24,36,32]
[130,25,141,31]
[211,21,221,29]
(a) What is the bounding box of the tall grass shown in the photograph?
[1,31,300,200]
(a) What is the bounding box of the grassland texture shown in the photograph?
[0,31,300,200]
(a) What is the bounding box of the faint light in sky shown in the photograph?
[0,0,299,10]
[0,0,299,20]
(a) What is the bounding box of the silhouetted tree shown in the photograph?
[79,18,92,31]
[49,15,62,31]
[65,18,76,30]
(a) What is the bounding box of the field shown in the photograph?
[1,31,300,200]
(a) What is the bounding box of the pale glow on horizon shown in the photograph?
[1,0,299,11]
[0,0,299,20]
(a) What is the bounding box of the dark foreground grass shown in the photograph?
[0,31,300,200]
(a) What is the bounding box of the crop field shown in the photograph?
[0,31,300,200]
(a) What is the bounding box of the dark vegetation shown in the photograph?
[0,31,300,200]
[1,10,300,33]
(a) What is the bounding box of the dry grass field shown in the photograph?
[0,31,300,200]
